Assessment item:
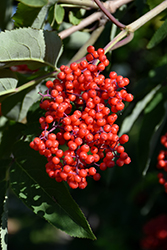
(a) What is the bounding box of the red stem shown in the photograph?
[93,0,125,29]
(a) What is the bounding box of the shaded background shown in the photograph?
[1,0,167,249]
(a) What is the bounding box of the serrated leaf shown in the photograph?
[0,27,62,69]
[0,69,18,92]
[54,4,65,24]
[69,11,81,25]
[12,3,42,28]
[147,19,167,49]
[10,140,96,240]
[18,0,48,7]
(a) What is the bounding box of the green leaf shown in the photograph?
[119,84,161,135]
[18,0,58,7]
[134,0,149,15]
[0,27,62,69]
[69,11,81,25]
[0,0,13,30]
[147,0,162,9]
[54,4,65,24]
[32,5,48,29]
[0,120,25,159]
[10,140,96,240]
[0,69,18,93]
[143,101,167,176]
[18,0,48,7]
[147,19,167,49]
[1,83,46,122]
[138,87,167,174]
[12,3,42,28]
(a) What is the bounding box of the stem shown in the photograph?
[126,0,167,32]
[104,0,133,13]
[104,30,128,53]
[58,0,133,39]
[0,71,58,97]
[93,0,125,29]
[104,0,167,52]
[59,12,102,39]
[109,32,134,51]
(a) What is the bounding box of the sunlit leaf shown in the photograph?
[18,0,48,7]
[0,27,62,69]
[54,4,65,24]
[69,11,81,25]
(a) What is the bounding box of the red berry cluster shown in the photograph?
[30,45,133,189]
[140,214,167,250]
[157,133,167,192]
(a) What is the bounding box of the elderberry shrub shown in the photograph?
[157,133,167,192]
[30,45,133,189]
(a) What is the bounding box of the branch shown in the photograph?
[58,0,133,39]
[59,12,102,39]
[58,0,133,10]
[126,0,167,32]
[93,0,125,29]
[0,71,58,98]
[104,0,167,53]
[103,0,133,13]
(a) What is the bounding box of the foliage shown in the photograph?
[0,0,167,249]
